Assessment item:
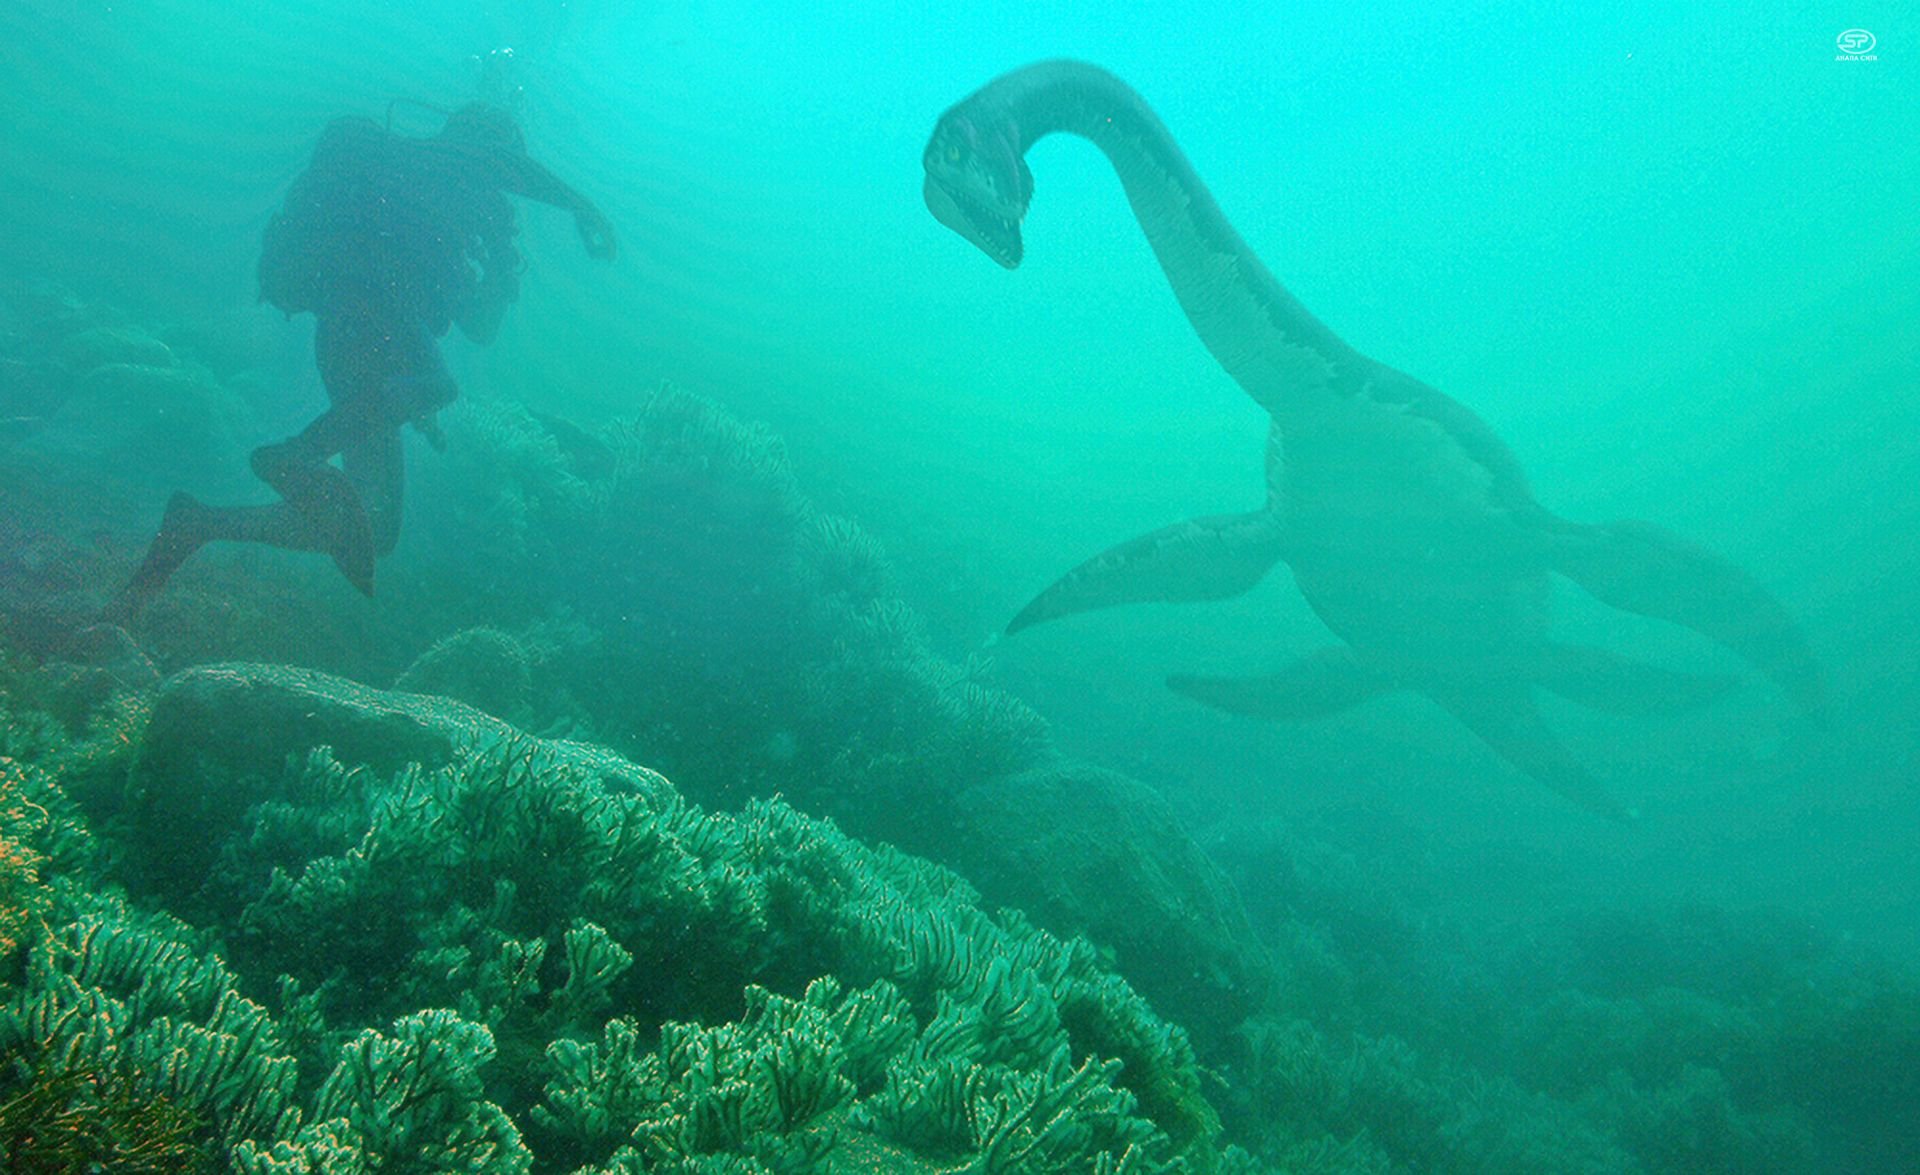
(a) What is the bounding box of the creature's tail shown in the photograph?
[1546,518,1824,720]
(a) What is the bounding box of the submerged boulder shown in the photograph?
[106,660,1232,1172]
[393,625,535,724]
[126,662,668,898]
[948,761,1273,1039]
[25,361,251,487]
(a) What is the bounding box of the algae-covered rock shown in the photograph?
[393,625,534,723]
[14,622,161,733]
[25,361,250,485]
[126,662,671,899]
[115,661,1229,1172]
[951,762,1272,1039]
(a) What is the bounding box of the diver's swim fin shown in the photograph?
[1167,646,1396,720]
[1547,519,1823,720]
[327,521,377,596]
[1007,511,1286,634]
[306,467,377,596]
[252,442,376,596]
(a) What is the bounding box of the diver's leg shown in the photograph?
[244,312,407,592]
[248,409,379,595]
[108,493,218,622]
[111,310,453,617]
[108,333,388,617]
[246,314,448,592]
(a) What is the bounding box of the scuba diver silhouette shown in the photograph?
[110,100,615,618]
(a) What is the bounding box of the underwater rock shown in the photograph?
[116,661,1228,1171]
[3,284,117,350]
[947,762,1273,1041]
[394,626,534,723]
[16,622,160,732]
[25,361,250,486]
[0,357,66,441]
[128,662,672,898]
[157,312,283,382]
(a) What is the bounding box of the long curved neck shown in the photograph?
[972,61,1365,415]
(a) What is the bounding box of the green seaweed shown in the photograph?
[0,889,300,1158]
[95,706,1225,1171]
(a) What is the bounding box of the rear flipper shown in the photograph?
[1431,684,1639,823]
[1007,511,1285,634]
[1538,642,1740,716]
[1167,646,1395,720]
[1548,519,1824,720]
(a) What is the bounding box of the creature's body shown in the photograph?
[924,61,1822,818]
[112,104,615,617]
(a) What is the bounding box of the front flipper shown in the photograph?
[1167,646,1395,720]
[1429,684,1638,822]
[1548,519,1824,720]
[1007,511,1285,634]
[1538,642,1740,716]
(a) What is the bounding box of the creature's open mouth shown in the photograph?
[923,176,1021,269]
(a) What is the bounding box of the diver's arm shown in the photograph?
[496,154,617,260]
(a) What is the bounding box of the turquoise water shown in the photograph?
[2,1,1916,1170]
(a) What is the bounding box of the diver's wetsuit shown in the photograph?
[112,103,614,616]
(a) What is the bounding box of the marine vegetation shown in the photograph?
[0,662,1230,1172]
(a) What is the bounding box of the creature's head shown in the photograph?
[922,105,1031,269]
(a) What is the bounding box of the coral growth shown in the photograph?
[0,891,296,1164]
[0,761,51,961]
[53,664,1228,1170]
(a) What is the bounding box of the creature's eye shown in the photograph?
[946,144,962,164]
